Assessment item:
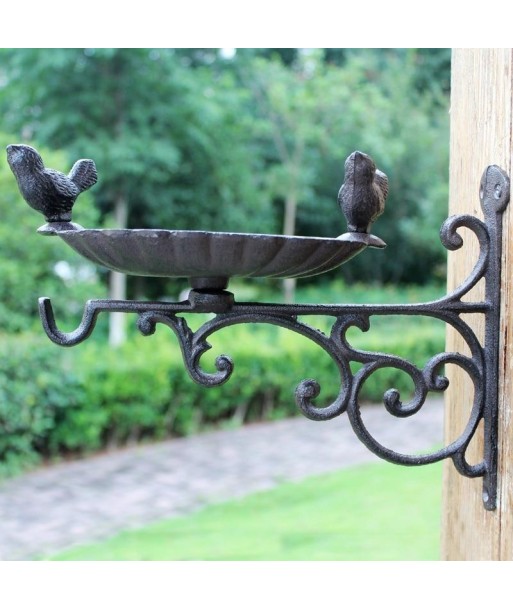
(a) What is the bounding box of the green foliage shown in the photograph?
[0,49,273,233]
[233,49,450,284]
[69,339,173,447]
[0,49,277,301]
[298,51,450,284]
[0,335,86,475]
[48,460,442,560]
[0,48,450,291]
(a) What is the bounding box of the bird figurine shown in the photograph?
[6,144,97,223]
[338,150,388,233]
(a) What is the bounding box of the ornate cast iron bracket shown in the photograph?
[8,145,510,510]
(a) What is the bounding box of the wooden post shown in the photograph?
[442,48,513,560]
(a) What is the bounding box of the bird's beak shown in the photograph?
[6,145,27,165]
[353,151,369,162]
[6,144,20,158]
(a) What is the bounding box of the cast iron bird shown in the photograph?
[6,144,97,222]
[338,151,388,233]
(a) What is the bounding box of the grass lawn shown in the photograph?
[49,460,442,561]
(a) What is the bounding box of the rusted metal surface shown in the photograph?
[9,145,509,509]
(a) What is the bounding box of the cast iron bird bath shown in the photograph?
[8,144,510,511]
[6,145,384,290]
[37,225,385,291]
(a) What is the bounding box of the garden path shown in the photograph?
[0,399,444,560]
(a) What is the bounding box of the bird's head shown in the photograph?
[344,151,376,180]
[6,144,44,173]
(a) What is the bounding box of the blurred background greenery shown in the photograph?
[0,49,450,559]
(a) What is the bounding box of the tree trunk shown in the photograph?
[108,193,128,347]
[283,192,297,303]
[442,48,513,560]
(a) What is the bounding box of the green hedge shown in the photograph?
[0,335,86,475]
[0,317,445,476]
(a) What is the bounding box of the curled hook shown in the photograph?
[39,297,102,346]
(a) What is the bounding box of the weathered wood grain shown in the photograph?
[442,48,513,560]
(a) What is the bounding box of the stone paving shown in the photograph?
[0,399,444,560]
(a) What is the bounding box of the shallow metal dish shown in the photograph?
[39,224,385,289]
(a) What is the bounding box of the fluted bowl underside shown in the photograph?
[41,226,385,285]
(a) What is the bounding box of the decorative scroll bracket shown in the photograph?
[36,165,510,511]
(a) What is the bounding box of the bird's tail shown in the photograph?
[68,159,98,192]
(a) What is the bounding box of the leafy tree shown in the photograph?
[0,49,273,340]
[322,48,451,96]
[241,49,449,288]
[241,50,347,300]
[321,50,450,285]
[0,48,450,311]
[0,48,275,233]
